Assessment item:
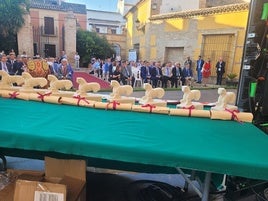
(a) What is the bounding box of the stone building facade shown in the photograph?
[17,0,87,65]
[125,0,249,80]
[87,9,127,60]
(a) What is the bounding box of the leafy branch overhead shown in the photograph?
[0,0,30,37]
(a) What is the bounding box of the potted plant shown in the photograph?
[226,73,238,86]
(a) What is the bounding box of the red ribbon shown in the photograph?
[182,105,195,117]
[106,101,120,110]
[142,104,156,113]
[73,95,90,106]
[37,92,52,102]
[225,108,242,123]
[8,91,19,99]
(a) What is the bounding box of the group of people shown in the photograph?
[47,51,74,81]
[196,56,226,86]
[0,50,226,88]
[0,52,27,76]
[0,50,74,81]
[91,55,226,88]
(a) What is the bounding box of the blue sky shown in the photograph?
[66,0,118,12]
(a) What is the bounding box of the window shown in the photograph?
[96,26,107,34]
[111,29,116,34]
[44,44,56,58]
[112,44,121,57]
[33,43,38,56]
[44,17,54,35]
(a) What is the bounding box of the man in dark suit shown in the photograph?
[7,52,18,75]
[140,61,151,83]
[150,61,158,88]
[0,54,12,74]
[171,62,182,88]
[215,57,226,85]
[196,55,204,83]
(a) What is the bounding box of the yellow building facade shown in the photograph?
[125,1,249,79]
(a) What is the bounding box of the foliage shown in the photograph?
[227,73,237,80]
[0,0,29,36]
[0,0,29,53]
[76,29,115,67]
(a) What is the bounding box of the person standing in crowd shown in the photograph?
[57,58,73,81]
[74,52,80,69]
[150,61,158,88]
[108,60,116,81]
[202,58,211,87]
[184,56,193,69]
[196,55,204,84]
[0,54,12,74]
[215,57,225,85]
[7,51,18,75]
[92,58,100,77]
[103,57,112,81]
[171,62,182,88]
[129,61,137,87]
[156,61,163,87]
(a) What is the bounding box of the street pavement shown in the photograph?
[132,87,237,103]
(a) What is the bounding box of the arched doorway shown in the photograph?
[112,44,121,58]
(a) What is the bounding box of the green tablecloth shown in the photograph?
[0,98,267,180]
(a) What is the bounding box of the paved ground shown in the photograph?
[132,87,237,103]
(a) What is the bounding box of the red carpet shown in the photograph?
[73,72,111,90]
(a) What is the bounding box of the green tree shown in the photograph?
[0,0,29,53]
[76,29,115,67]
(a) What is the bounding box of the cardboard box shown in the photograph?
[14,180,66,201]
[13,157,86,201]
[0,169,44,201]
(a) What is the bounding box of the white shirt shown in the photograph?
[74,54,80,61]
[1,62,8,73]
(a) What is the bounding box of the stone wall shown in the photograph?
[103,33,127,60]
[64,12,77,67]
[206,0,247,7]
[17,13,34,57]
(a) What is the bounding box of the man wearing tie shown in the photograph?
[171,62,182,88]
[7,52,18,75]
[215,57,226,85]
[162,61,172,88]
[182,63,193,86]
[0,54,12,74]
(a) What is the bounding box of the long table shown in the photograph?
[0,97,268,199]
